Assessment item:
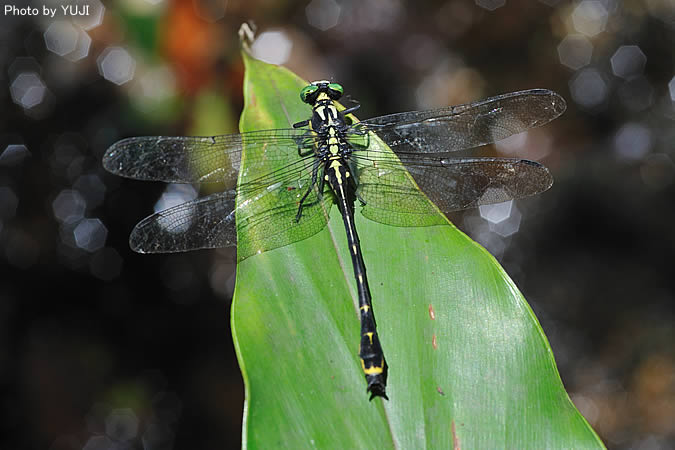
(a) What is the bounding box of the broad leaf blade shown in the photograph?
[231,50,603,448]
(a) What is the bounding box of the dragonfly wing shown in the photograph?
[130,191,238,253]
[235,174,333,261]
[354,89,565,154]
[130,177,333,259]
[354,157,552,226]
[103,128,315,183]
[354,161,445,227]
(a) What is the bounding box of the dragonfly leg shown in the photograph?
[295,158,322,222]
[342,103,360,116]
[292,119,309,128]
[298,147,313,157]
[341,102,361,125]
[294,130,315,157]
[356,192,367,207]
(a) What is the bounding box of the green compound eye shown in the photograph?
[328,83,344,96]
[300,85,319,103]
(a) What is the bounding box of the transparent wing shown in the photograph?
[109,89,563,255]
[103,128,315,183]
[129,161,333,260]
[352,89,566,155]
[105,127,333,259]
[234,173,332,261]
[354,156,552,227]
[130,191,238,253]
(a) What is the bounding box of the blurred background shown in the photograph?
[1,0,674,448]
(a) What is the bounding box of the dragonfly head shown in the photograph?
[300,80,344,104]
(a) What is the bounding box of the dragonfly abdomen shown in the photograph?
[322,130,389,400]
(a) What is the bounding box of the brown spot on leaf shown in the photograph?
[452,420,461,450]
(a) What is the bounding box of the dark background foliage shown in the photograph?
[1,0,673,449]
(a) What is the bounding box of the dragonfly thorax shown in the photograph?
[311,100,340,126]
[310,107,351,164]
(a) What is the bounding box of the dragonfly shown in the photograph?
[103,81,566,400]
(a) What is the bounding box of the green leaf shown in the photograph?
[231,50,604,448]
